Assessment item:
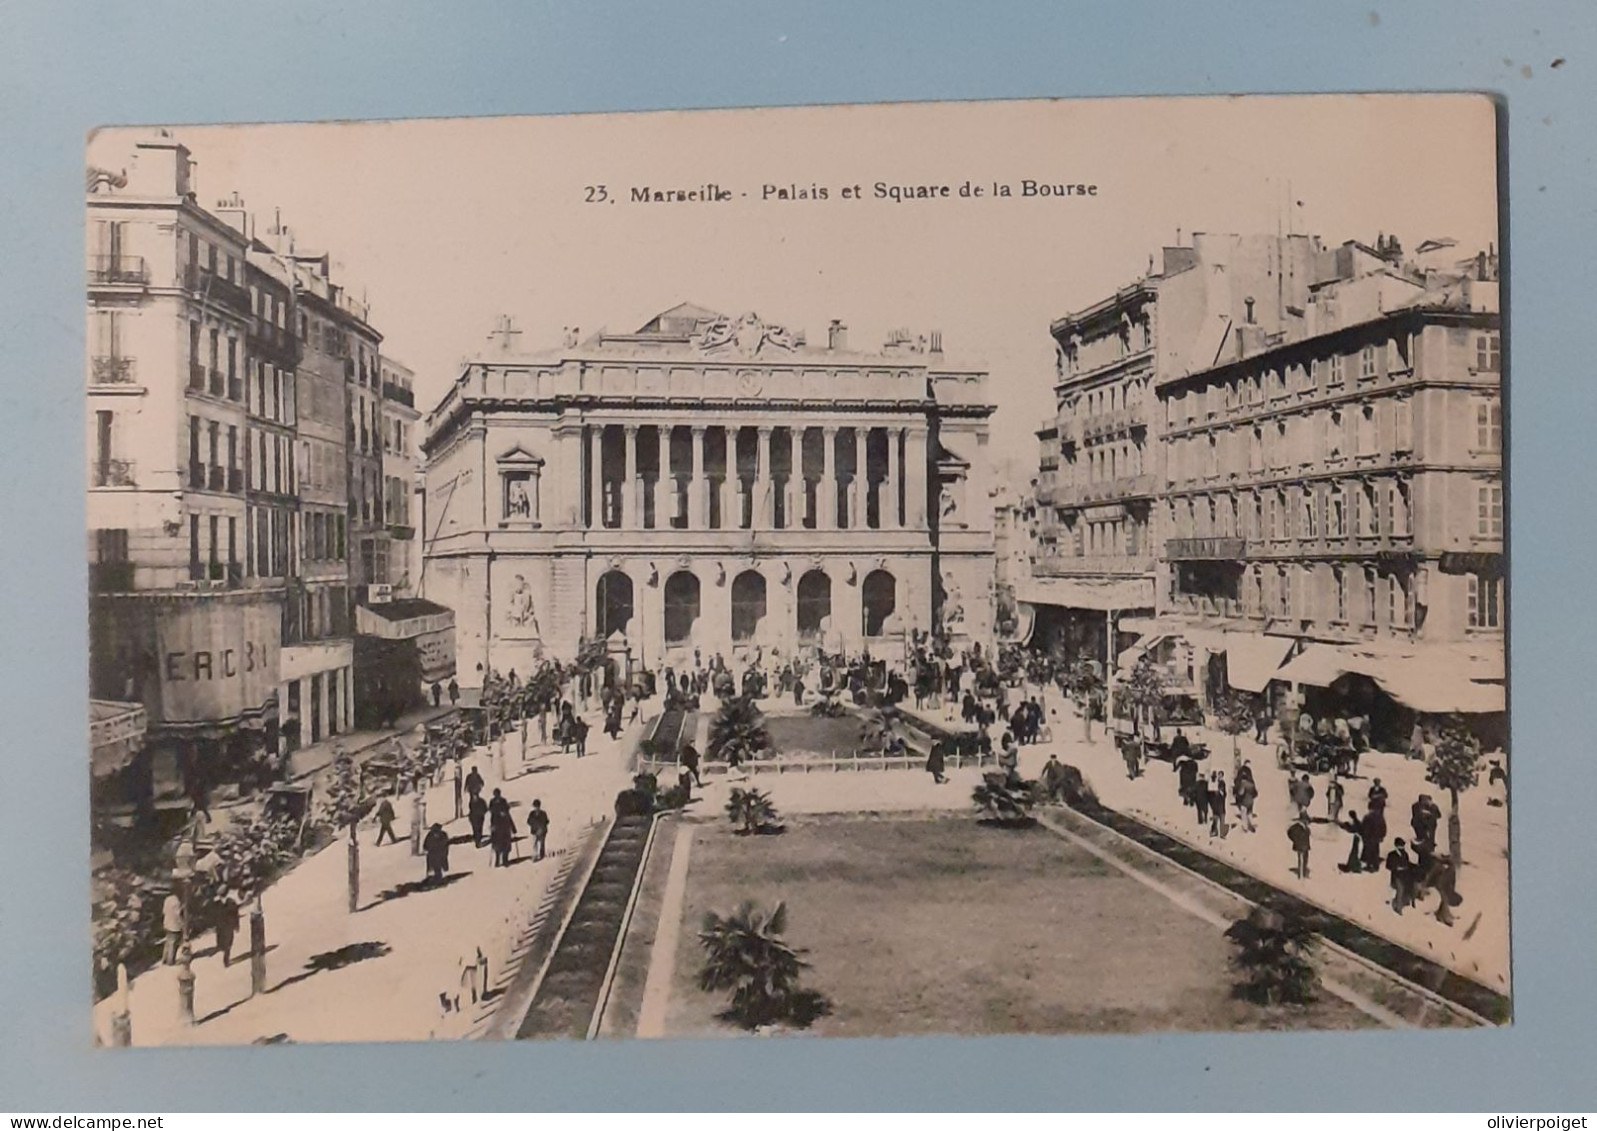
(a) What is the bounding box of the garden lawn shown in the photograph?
[663,815,1376,1037]
[763,713,872,758]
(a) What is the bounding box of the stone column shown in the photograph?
[884,426,902,530]
[784,427,799,530]
[690,425,707,529]
[906,426,928,530]
[821,425,838,529]
[720,428,735,530]
[755,425,774,529]
[651,426,667,530]
[623,424,639,530]
[589,424,605,529]
[849,427,865,530]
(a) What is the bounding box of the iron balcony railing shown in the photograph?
[381,381,415,408]
[1166,536,1247,561]
[90,356,137,384]
[88,256,148,286]
[90,561,135,592]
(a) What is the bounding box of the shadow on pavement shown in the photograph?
[371,871,471,906]
[267,940,393,995]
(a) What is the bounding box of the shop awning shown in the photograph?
[1117,633,1171,672]
[1014,575,1154,613]
[1361,662,1506,714]
[90,699,147,778]
[1223,633,1296,693]
[1271,643,1352,688]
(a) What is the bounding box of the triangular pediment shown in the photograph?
[496,444,544,466]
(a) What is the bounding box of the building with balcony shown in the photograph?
[86,131,397,799]
[422,305,995,680]
[1150,236,1503,747]
[1021,233,1316,674]
[86,133,286,807]
[379,356,420,594]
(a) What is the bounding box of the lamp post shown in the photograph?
[172,837,196,1025]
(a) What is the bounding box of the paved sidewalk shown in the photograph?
[95,702,636,1046]
[1017,684,1510,993]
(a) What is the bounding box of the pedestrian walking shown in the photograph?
[448,678,460,706]
[1193,774,1212,827]
[1288,815,1312,879]
[1386,838,1416,913]
[453,761,463,820]
[1253,704,1271,745]
[489,807,517,868]
[431,681,442,708]
[1325,777,1345,826]
[467,792,488,847]
[526,800,550,860]
[1289,773,1315,821]
[487,787,510,830]
[212,897,239,967]
[423,823,450,884]
[925,742,947,785]
[464,764,485,804]
[1411,794,1441,850]
[1039,754,1064,803]
[679,742,703,787]
[575,715,590,757]
[1234,770,1257,833]
[1360,807,1386,873]
[1367,777,1389,814]
[1208,772,1229,839]
[1177,753,1199,807]
[161,891,183,965]
[1338,809,1364,873]
[374,797,399,845]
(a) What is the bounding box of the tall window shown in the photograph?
[1300,488,1317,539]
[94,410,113,483]
[1360,344,1377,381]
[1477,484,1504,536]
[1249,426,1263,473]
[1361,482,1379,536]
[1363,567,1378,624]
[1328,489,1345,537]
[1389,572,1412,629]
[1329,353,1345,386]
[1358,405,1378,454]
[1475,332,1501,373]
[1333,567,1348,622]
[1389,481,1411,536]
[1392,399,1414,453]
[189,514,200,579]
[1476,399,1502,452]
[1468,574,1503,629]
[1277,566,1291,617]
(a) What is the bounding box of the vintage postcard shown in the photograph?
[85,94,1507,1046]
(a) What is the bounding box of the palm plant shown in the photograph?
[697,901,824,1030]
[1223,906,1320,1006]
[709,694,772,763]
[725,787,780,835]
[1426,714,1485,865]
[972,770,1037,827]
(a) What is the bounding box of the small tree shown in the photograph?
[698,901,826,1030]
[321,751,371,914]
[92,868,162,994]
[1426,714,1485,865]
[195,814,298,995]
[1224,906,1320,1006]
[972,770,1037,827]
[725,787,781,835]
[1065,659,1104,743]
[1122,655,1166,739]
[1213,689,1255,765]
[709,695,772,764]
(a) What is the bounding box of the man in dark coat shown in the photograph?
[1169,729,1191,761]
[1193,773,1212,827]
[526,800,550,860]
[1411,794,1441,850]
[1338,809,1364,872]
[489,806,517,868]
[431,681,442,708]
[448,679,460,706]
[1177,754,1200,808]
[1386,838,1416,913]
[374,797,399,845]
[1367,778,1389,814]
[467,792,489,847]
[679,742,703,787]
[1360,806,1386,872]
[1288,815,1312,878]
[423,823,451,883]
[464,765,485,805]
[487,787,510,830]
[925,742,947,785]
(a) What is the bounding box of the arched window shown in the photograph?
[595,570,634,639]
[862,570,897,637]
[796,570,831,638]
[730,570,767,643]
[663,570,701,645]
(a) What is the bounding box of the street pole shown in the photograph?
[173,836,196,1025]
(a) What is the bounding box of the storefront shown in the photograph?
[354,598,456,725]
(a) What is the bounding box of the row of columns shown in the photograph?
[583,422,927,533]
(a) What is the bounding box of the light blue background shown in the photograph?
[2,0,1593,1111]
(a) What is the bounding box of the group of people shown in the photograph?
[1174,746,1258,839]
[412,762,552,885]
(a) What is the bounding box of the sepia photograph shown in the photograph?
[82,94,1507,1048]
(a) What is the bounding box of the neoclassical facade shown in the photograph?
[421,304,995,679]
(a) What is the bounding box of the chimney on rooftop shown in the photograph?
[828,320,848,351]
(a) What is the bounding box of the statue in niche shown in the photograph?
[939,483,960,523]
[506,477,532,519]
[940,570,966,631]
[506,574,540,635]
